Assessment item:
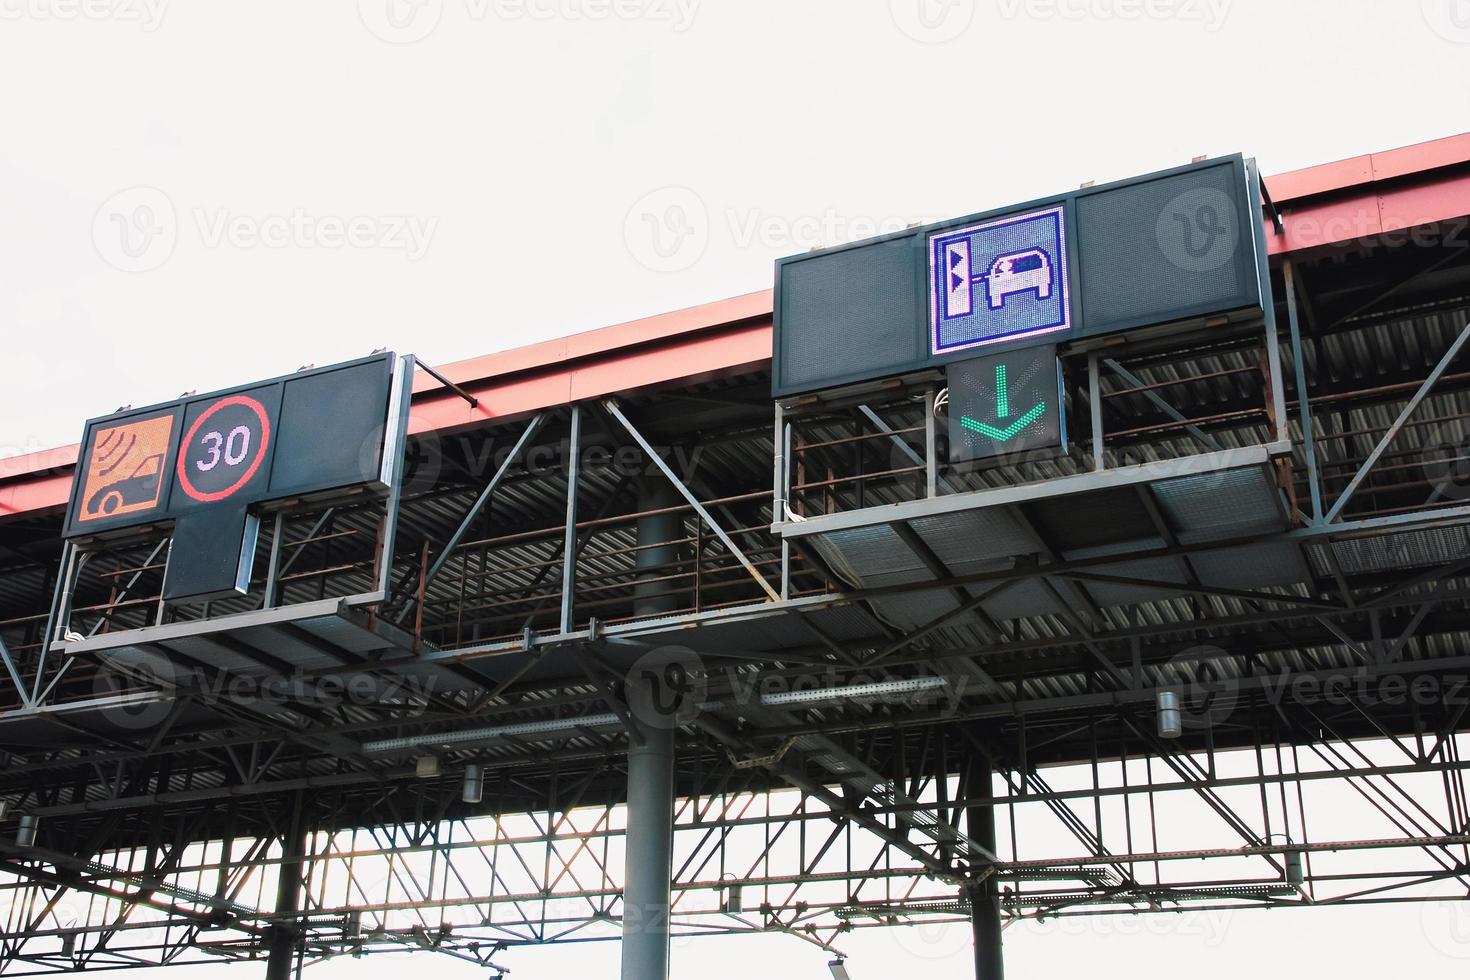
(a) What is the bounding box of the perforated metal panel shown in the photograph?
[1314,525,1470,576]
[1152,466,1286,544]
[810,524,921,588]
[909,509,1040,565]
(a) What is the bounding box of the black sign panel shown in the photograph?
[164,505,260,602]
[64,353,402,603]
[947,347,1065,463]
[271,358,394,498]
[1074,160,1258,339]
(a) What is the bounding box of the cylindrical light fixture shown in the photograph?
[1285,849,1304,886]
[721,875,743,914]
[1157,690,1182,739]
[16,814,38,848]
[462,764,484,804]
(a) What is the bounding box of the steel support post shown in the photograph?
[375,354,416,600]
[1282,260,1323,522]
[967,756,1004,980]
[774,402,791,599]
[621,479,680,980]
[264,512,286,610]
[560,405,582,634]
[924,385,939,498]
[1088,352,1104,472]
[265,798,306,980]
[32,541,77,703]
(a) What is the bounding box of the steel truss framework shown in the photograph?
[0,214,1468,974]
[3,729,1470,973]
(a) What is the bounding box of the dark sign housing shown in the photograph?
[64,353,400,602]
[772,155,1265,398]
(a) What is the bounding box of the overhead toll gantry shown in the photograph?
[0,133,1468,978]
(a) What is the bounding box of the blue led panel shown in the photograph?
[930,205,1070,356]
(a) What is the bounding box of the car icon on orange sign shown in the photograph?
[86,452,164,517]
[76,415,175,523]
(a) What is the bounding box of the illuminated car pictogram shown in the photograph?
[86,453,164,517]
[987,248,1054,309]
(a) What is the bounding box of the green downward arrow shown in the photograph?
[960,364,1046,440]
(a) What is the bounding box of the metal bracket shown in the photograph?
[416,361,479,409]
[1260,176,1285,236]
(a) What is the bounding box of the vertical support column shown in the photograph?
[622,479,680,980]
[1282,260,1322,523]
[623,727,675,980]
[1087,353,1104,473]
[924,385,938,499]
[265,797,306,980]
[375,353,416,599]
[560,405,582,635]
[1251,159,1290,449]
[264,512,286,610]
[773,403,791,601]
[33,541,78,704]
[967,755,1004,980]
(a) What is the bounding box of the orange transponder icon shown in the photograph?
[77,415,174,523]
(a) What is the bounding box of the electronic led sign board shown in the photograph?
[772,155,1266,397]
[946,346,1065,463]
[64,353,403,602]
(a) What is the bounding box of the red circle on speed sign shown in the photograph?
[176,395,272,503]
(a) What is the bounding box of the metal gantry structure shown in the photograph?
[2,138,1470,979]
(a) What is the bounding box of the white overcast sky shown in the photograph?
[3,0,1470,975]
[2,0,1468,455]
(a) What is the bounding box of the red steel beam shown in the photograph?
[1263,132,1470,255]
[4,133,1469,520]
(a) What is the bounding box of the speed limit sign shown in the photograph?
[175,395,272,503]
